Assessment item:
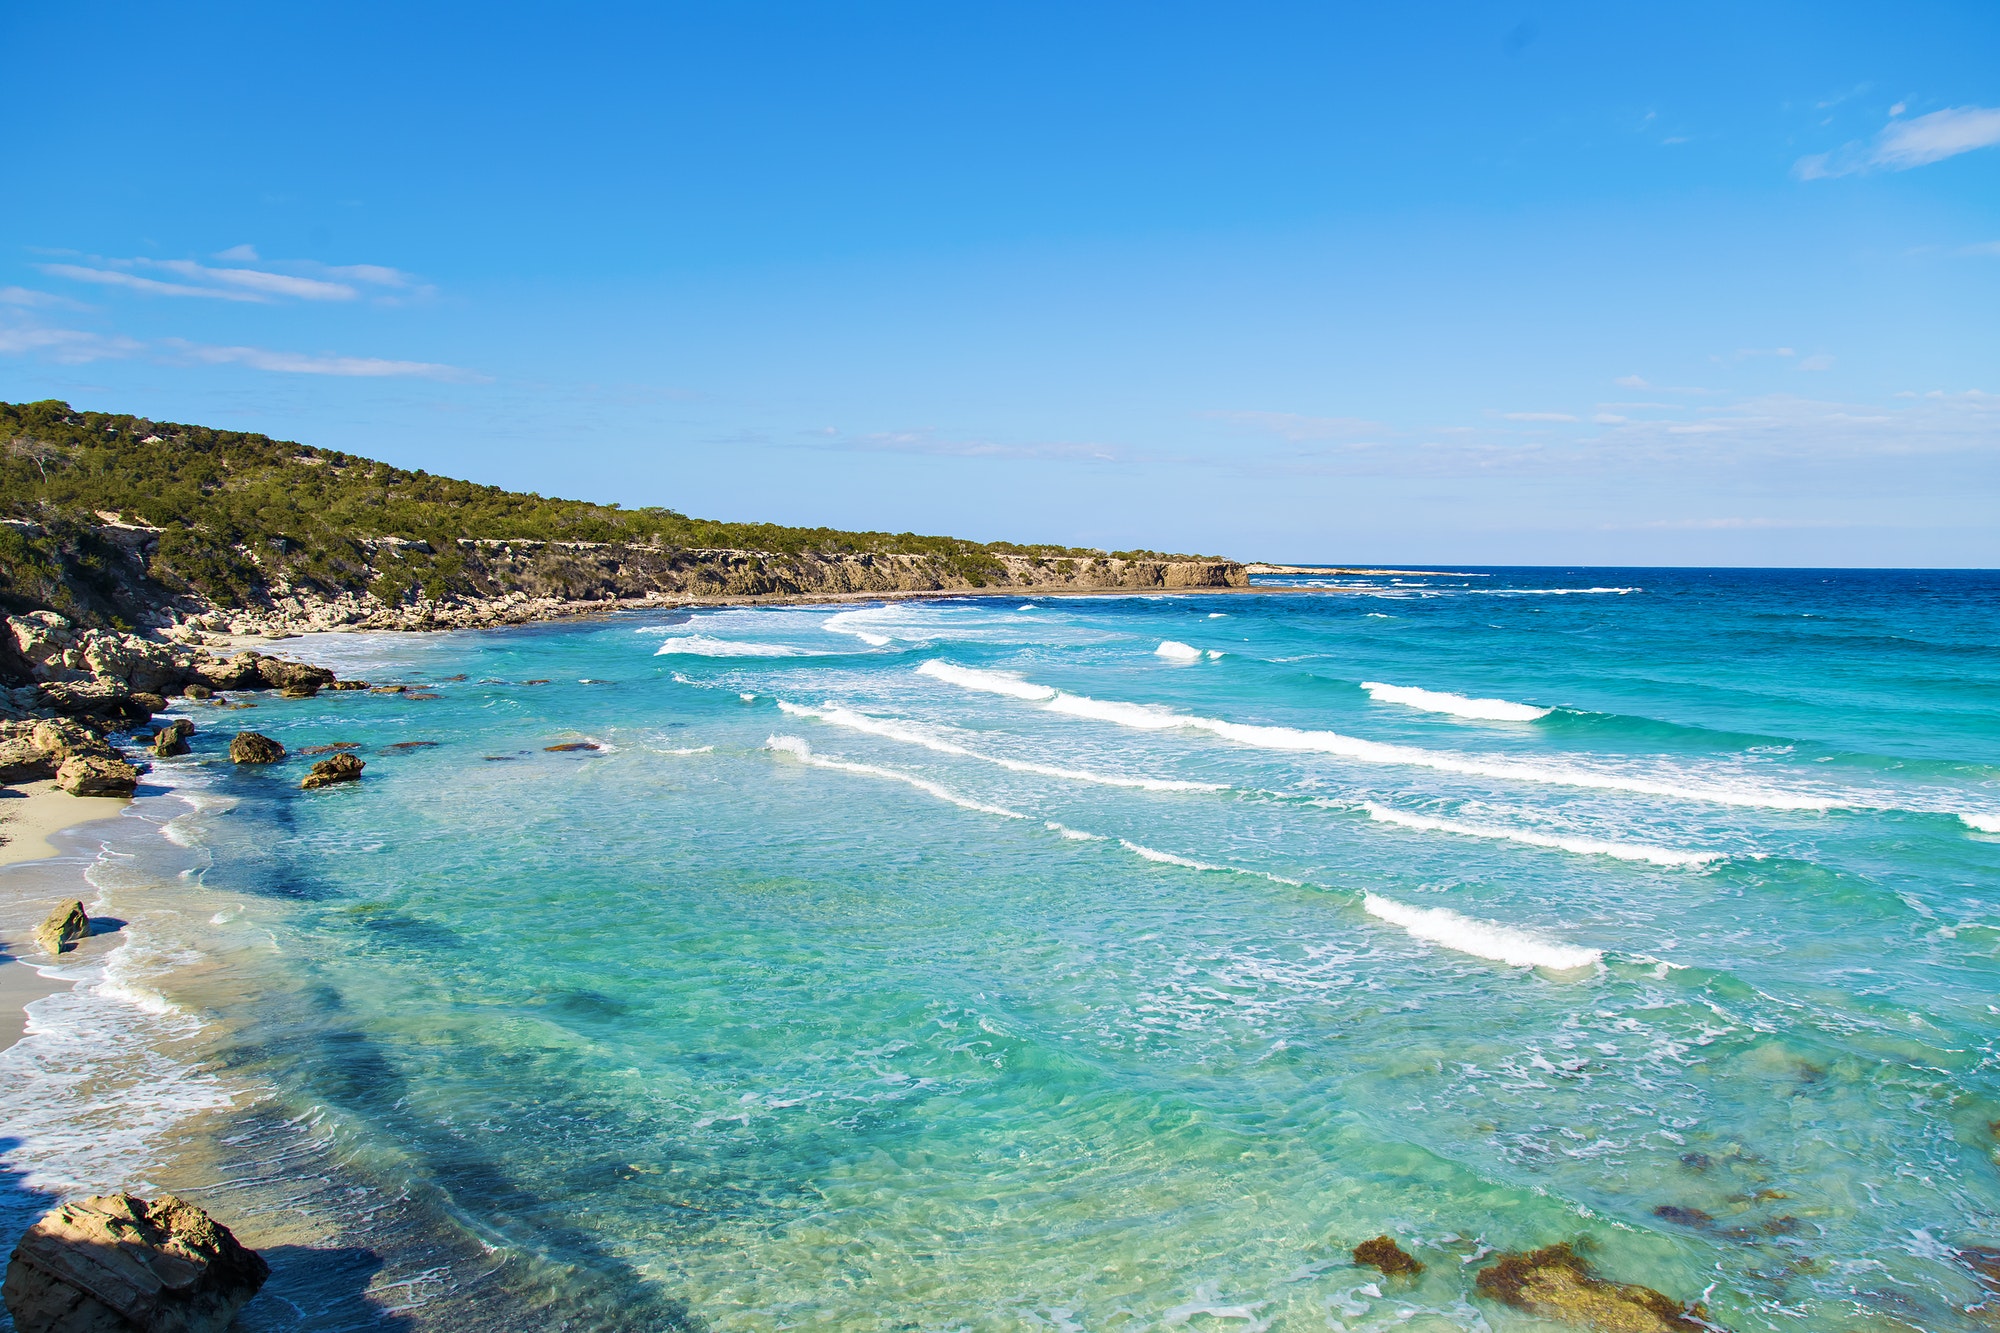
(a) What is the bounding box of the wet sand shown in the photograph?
[0,782,128,1049]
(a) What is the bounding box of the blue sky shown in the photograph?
[3,2,1996,565]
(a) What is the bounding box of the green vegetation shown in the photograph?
[1,400,1199,617]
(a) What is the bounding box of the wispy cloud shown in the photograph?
[159,339,485,381]
[0,286,88,310]
[1796,105,2000,179]
[1207,410,1377,441]
[0,322,144,363]
[34,249,433,304]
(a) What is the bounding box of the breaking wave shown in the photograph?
[1361,894,1602,971]
[1361,681,1551,722]
[776,701,1222,792]
[1357,802,1722,867]
[918,661,1842,811]
[1155,640,1202,662]
[655,636,811,658]
[763,735,1023,819]
[1962,812,2000,834]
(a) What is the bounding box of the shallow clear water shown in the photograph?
[5,568,2000,1330]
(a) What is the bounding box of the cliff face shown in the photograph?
[0,517,1246,641]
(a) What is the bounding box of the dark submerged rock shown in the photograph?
[2,1192,269,1333]
[1353,1235,1423,1277]
[297,742,360,756]
[545,742,601,752]
[228,732,286,764]
[1474,1243,1718,1333]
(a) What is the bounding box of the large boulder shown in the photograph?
[36,681,145,724]
[253,656,336,694]
[35,901,89,955]
[187,654,263,693]
[30,720,120,765]
[228,732,285,764]
[150,719,195,758]
[1474,1244,1715,1333]
[300,753,364,789]
[2,1193,269,1333]
[0,736,59,782]
[56,754,142,797]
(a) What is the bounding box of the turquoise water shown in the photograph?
[6,569,2000,1330]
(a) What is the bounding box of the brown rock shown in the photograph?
[35,901,89,955]
[2,1192,269,1332]
[1474,1244,1717,1333]
[55,755,142,797]
[1353,1235,1423,1277]
[545,742,601,752]
[182,684,212,700]
[382,741,438,751]
[326,680,368,691]
[253,656,336,693]
[189,653,263,692]
[279,684,320,699]
[370,685,407,694]
[300,753,364,789]
[228,732,286,764]
[0,737,59,782]
[297,742,360,756]
[32,719,118,764]
[151,719,195,758]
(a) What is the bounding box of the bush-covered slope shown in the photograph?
[1,400,1211,625]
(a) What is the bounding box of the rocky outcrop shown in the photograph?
[1353,1235,1422,1277]
[149,719,195,758]
[2,1193,269,1333]
[228,732,285,765]
[0,717,132,786]
[1474,1244,1716,1333]
[300,753,363,789]
[35,901,89,955]
[56,754,142,797]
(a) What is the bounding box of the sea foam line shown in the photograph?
[764,736,1023,819]
[655,636,812,658]
[1361,681,1551,722]
[1355,802,1723,867]
[1963,813,2000,834]
[823,611,894,647]
[776,701,1223,792]
[1361,894,1603,971]
[916,659,1843,811]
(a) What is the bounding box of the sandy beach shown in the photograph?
[0,781,129,1049]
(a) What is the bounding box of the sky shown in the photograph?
[2,2,1997,566]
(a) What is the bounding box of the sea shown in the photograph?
[2,567,1997,1331]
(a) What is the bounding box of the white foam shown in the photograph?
[1362,893,1602,971]
[920,661,1843,811]
[1361,681,1551,722]
[1018,604,1038,611]
[764,735,1024,819]
[654,636,809,657]
[1962,813,2000,834]
[739,692,756,702]
[1156,640,1203,662]
[916,659,1057,701]
[1046,821,1104,840]
[824,611,894,647]
[1115,839,1305,887]
[1206,650,1224,660]
[659,745,715,756]
[1207,613,1228,618]
[1357,802,1721,867]
[777,700,1223,792]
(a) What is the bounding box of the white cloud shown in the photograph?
[1796,105,2000,179]
[1613,374,1649,388]
[1500,411,1578,422]
[0,323,143,363]
[1208,410,1377,440]
[36,251,432,304]
[37,263,266,301]
[0,287,85,309]
[1797,353,1835,371]
[160,339,485,381]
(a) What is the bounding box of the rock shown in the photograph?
[297,742,359,756]
[1353,1235,1423,1277]
[37,680,145,723]
[300,753,364,789]
[35,901,89,955]
[188,654,263,692]
[0,737,59,782]
[253,656,335,694]
[129,692,168,717]
[1474,1244,1716,1333]
[279,684,320,699]
[370,685,407,694]
[382,741,438,751]
[32,719,119,764]
[326,680,368,691]
[228,732,286,764]
[401,692,440,700]
[2,1192,269,1333]
[151,719,195,758]
[56,754,143,797]
[182,684,212,700]
[545,742,601,752]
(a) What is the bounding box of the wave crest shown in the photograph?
[1361,681,1551,722]
[1362,894,1602,971]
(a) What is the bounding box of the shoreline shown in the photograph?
[0,781,130,1050]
